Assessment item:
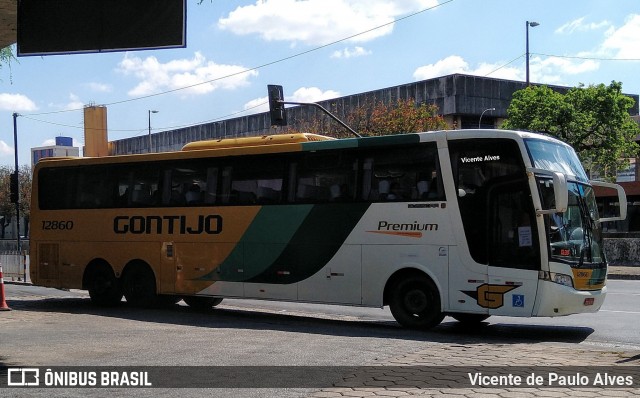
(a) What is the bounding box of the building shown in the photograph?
[31,136,79,167]
[110,73,639,155]
[107,73,640,233]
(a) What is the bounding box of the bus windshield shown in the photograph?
[525,139,604,267]
[540,180,604,265]
[524,138,589,183]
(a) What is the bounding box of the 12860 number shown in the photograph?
[42,220,74,230]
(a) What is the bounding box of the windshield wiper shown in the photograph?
[575,191,594,266]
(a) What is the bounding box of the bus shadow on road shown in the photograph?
[9,296,594,345]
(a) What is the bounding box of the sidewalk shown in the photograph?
[307,343,640,397]
[608,265,640,280]
[304,267,640,397]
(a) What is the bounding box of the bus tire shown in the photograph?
[86,263,123,306]
[389,275,443,329]
[450,313,490,324]
[122,265,157,308]
[183,296,223,310]
[157,295,181,307]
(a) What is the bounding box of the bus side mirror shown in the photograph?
[590,180,627,222]
[268,84,287,127]
[551,172,568,214]
[529,169,568,215]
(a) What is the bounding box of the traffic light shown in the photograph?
[9,172,19,203]
[267,85,287,126]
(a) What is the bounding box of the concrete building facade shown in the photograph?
[110,73,638,154]
[31,136,79,167]
[106,73,640,242]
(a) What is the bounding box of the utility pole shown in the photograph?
[12,113,21,252]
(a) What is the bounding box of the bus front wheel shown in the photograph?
[450,313,490,324]
[183,296,223,310]
[122,265,157,308]
[389,275,443,329]
[86,263,123,306]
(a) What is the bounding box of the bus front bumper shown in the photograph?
[534,280,607,317]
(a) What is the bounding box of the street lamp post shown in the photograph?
[479,107,495,129]
[526,21,540,85]
[148,110,158,153]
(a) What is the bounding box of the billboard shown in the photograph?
[17,0,186,56]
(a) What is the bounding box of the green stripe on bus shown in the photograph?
[200,205,314,282]
[246,203,370,284]
[357,133,420,147]
[301,138,359,151]
[300,134,420,152]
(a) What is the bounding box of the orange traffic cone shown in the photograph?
[0,264,11,311]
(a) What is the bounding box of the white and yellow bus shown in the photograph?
[29,130,626,329]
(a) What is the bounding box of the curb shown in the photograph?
[4,280,33,286]
[607,273,640,280]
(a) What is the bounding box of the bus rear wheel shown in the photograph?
[86,263,123,306]
[389,275,443,329]
[122,265,157,308]
[183,296,223,310]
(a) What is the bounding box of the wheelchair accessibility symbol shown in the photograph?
[512,294,525,308]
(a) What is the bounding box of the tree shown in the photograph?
[0,45,16,81]
[283,98,449,138]
[502,82,640,180]
[0,165,32,238]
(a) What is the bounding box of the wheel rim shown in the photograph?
[403,288,428,314]
[123,268,155,305]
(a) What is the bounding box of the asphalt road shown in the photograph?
[2,281,640,397]
[208,279,640,349]
[4,279,640,349]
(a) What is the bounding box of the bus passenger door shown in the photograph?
[447,138,539,317]
[486,179,540,317]
[447,249,489,315]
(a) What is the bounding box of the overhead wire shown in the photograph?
[22,0,638,133]
[21,100,270,132]
[23,0,455,120]
[483,54,526,77]
[481,51,640,79]
[534,53,640,62]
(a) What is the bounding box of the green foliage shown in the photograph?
[364,99,449,136]
[283,98,449,138]
[502,82,640,180]
[0,165,31,238]
[0,45,16,82]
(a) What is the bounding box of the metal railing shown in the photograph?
[1,251,28,282]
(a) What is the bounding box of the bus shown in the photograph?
[29,129,627,329]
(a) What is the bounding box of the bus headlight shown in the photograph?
[553,273,574,287]
[539,271,574,288]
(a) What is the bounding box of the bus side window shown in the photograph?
[113,166,159,208]
[364,143,443,202]
[76,167,114,208]
[204,167,218,205]
[162,160,211,207]
[224,156,284,206]
[295,151,357,203]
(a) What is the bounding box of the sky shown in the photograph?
[0,0,639,167]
